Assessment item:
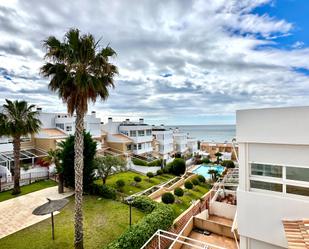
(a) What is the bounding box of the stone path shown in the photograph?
[0,186,74,239]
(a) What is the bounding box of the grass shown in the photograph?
[171,184,210,217]
[0,179,57,202]
[0,195,145,249]
[95,171,174,195]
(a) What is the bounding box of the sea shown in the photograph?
[166,125,236,143]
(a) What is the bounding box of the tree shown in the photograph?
[134,176,142,186]
[116,179,125,191]
[208,169,219,181]
[41,28,118,249]
[168,158,186,176]
[174,187,184,197]
[221,160,235,168]
[192,178,199,186]
[161,192,175,204]
[60,132,97,192]
[0,99,41,195]
[214,152,223,164]
[197,175,206,184]
[43,148,64,193]
[184,181,193,190]
[94,155,126,185]
[146,172,154,181]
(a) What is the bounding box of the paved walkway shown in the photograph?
[0,186,74,239]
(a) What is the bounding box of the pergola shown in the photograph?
[0,148,48,171]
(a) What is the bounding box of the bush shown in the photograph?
[197,175,206,183]
[132,196,156,213]
[146,172,154,180]
[147,159,162,167]
[132,158,162,167]
[161,192,175,204]
[184,180,193,190]
[202,157,211,164]
[221,160,235,168]
[116,179,125,189]
[134,176,142,183]
[167,158,186,176]
[91,183,116,199]
[106,201,174,249]
[132,158,147,166]
[174,187,184,197]
[192,178,199,186]
[162,167,169,174]
[156,169,163,175]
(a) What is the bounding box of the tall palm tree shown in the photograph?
[0,99,41,194]
[43,148,64,193]
[41,28,118,249]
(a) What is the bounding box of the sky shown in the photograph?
[0,0,308,125]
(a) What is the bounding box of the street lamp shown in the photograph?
[126,196,134,227]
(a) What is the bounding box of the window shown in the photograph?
[146,130,152,136]
[133,144,137,150]
[127,144,132,151]
[56,123,64,130]
[250,180,282,192]
[251,163,282,178]
[21,135,31,142]
[287,185,309,197]
[286,167,309,182]
[66,126,72,132]
[138,130,144,136]
[130,130,136,137]
[138,143,142,150]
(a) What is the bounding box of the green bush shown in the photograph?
[147,159,162,166]
[134,176,142,183]
[161,192,175,204]
[202,157,211,164]
[132,158,162,167]
[197,175,206,183]
[174,187,184,197]
[221,160,235,168]
[192,178,199,186]
[167,158,186,176]
[156,169,163,175]
[162,167,169,173]
[132,196,156,213]
[116,179,125,189]
[132,158,147,166]
[106,201,174,249]
[184,180,193,190]
[91,183,116,199]
[146,172,154,180]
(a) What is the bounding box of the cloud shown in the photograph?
[0,0,308,124]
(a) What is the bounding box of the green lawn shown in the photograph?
[95,171,174,195]
[0,195,145,249]
[171,184,210,217]
[0,179,57,202]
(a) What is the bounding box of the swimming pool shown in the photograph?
[192,164,224,179]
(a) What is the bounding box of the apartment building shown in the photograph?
[237,106,309,249]
[102,118,153,156]
[173,129,188,153]
[152,126,174,160]
[200,142,238,161]
[187,137,198,155]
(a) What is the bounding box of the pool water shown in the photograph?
[193,164,224,179]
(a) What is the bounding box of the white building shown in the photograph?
[152,126,174,160]
[173,129,188,154]
[102,118,153,155]
[236,106,309,249]
[187,137,198,155]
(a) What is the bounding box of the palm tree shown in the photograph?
[0,99,41,194]
[41,28,118,249]
[208,169,219,182]
[43,148,64,193]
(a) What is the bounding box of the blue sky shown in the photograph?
[0,0,308,125]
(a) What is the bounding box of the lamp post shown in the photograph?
[126,196,134,227]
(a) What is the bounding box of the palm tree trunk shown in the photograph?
[74,108,84,249]
[58,173,64,194]
[12,136,21,195]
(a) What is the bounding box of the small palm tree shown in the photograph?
[0,99,41,194]
[208,169,219,182]
[43,149,64,193]
[41,28,118,249]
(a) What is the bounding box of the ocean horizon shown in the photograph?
[166,124,236,143]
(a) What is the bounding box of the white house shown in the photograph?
[173,128,188,153]
[236,106,309,249]
[152,126,174,160]
[187,137,198,155]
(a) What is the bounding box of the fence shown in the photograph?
[0,170,50,192]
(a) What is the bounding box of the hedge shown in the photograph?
[106,197,174,249]
[91,183,116,199]
[132,158,163,167]
[161,192,175,204]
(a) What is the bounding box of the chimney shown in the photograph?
[125,118,130,123]
[91,111,96,117]
[139,118,144,124]
[108,117,113,123]
[36,107,42,112]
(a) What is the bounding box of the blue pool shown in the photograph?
[193,164,224,179]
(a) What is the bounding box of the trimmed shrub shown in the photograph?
[116,179,125,189]
[197,175,206,183]
[147,159,162,167]
[132,158,147,166]
[91,183,116,199]
[161,192,175,204]
[174,187,184,197]
[146,172,154,180]
[134,176,142,183]
[106,201,174,249]
[162,167,169,174]
[184,180,193,190]
[192,178,199,186]
[167,158,186,176]
[156,169,163,175]
[132,196,156,213]
[221,160,235,168]
[132,158,163,167]
[202,157,211,164]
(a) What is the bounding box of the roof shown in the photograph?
[109,133,133,143]
[41,128,67,137]
[283,219,309,248]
